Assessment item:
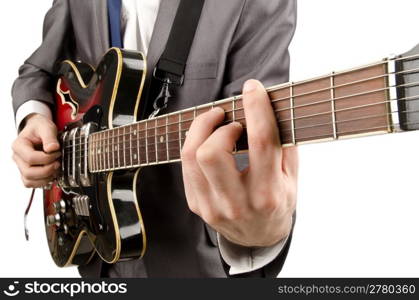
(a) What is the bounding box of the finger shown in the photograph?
[12,137,60,166]
[13,154,60,181]
[197,122,243,194]
[181,108,226,206]
[242,79,282,173]
[21,176,54,189]
[282,146,299,178]
[182,107,226,154]
[29,121,60,153]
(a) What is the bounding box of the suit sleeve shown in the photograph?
[11,0,74,119]
[219,0,297,278]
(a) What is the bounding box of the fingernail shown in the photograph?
[212,107,224,114]
[45,143,59,153]
[47,142,59,148]
[232,122,243,128]
[243,80,258,94]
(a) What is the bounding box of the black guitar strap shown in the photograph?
[148,0,205,118]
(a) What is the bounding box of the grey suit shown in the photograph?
[12,0,297,278]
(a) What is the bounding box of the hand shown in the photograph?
[181,80,298,247]
[12,113,61,188]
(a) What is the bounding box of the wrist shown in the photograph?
[222,213,294,248]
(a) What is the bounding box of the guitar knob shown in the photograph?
[53,199,66,214]
[46,213,61,227]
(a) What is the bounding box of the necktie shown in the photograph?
[107,0,123,48]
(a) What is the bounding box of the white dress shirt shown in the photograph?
[15,0,288,276]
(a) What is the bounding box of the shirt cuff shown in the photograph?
[15,100,52,131]
[217,233,289,276]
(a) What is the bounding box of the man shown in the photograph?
[11,0,298,277]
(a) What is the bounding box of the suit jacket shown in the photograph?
[12,0,297,278]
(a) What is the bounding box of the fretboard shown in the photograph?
[89,59,396,173]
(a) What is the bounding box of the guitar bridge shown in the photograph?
[73,195,90,217]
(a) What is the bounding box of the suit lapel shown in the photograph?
[146,0,180,70]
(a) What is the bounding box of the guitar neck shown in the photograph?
[88,56,411,173]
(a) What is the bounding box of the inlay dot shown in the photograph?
[133,154,137,160]
[160,136,165,143]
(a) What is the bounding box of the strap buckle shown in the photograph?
[149,67,184,119]
[153,67,185,86]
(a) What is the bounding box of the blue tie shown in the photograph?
[107,0,123,48]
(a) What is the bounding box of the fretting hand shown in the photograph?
[181,80,298,247]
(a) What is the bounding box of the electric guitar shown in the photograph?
[44,45,419,267]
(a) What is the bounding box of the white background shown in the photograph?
[0,0,418,277]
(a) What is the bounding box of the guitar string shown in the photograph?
[88,121,419,172]
[63,90,419,152]
[64,77,419,150]
[66,107,419,161]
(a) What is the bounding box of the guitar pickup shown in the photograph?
[68,127,79,187]
[79,123,97,187]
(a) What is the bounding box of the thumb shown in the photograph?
[38,122,59,153]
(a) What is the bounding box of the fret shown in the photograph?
[330,73,338,139]
[94,134,98,172]
[111,129,115,169]
[117,127,121,168]
[145,121,149,164]
[138,122,146,164]
[167,114,181,160]
[97,132,101,171]
[107,130,111,170]
[103,131,107,170]
[96,132,100,171]
[92,134,96,171]
[166,115,170,160]
[290,83,296,144]
[178,113,182,153]
[334,63,388,137]
[155,119,158,163]
[129,125,133,167]
[292,77,335,142]
[232,97,237,153]
[136,123,140,166]
[97,133,101,171]
[156,117,168,162]
[148,120,157,163]
[102,131,106,170]
[131,125,138,166]
[232,97,236,122]
[123,126,126,167]
[102,131,105,170]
